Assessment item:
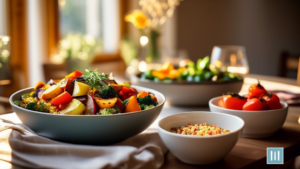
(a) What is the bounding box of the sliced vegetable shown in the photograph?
[34,81,45,90]
[72,81,90,97]
[94,96,117,109]
[64,77,74,95]
[137,91,149,98]
[58,99,86,115]
[84,94,97,115]
[110,84,123,93]
[35,88,45,100]
[51,91,73,106]
[67,70,83,82]
[116,98,124,112]
[73,95,88,105]
[124,95,141,113]
[41,85,63,100]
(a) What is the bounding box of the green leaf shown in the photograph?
[82,68,107,89]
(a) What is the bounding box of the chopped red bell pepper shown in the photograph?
[51,91,73,106]
[119,86,138,100]
[69,70,83,82]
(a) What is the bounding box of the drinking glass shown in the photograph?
[210,45,249,75]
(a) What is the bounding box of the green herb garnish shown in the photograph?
[82,68,107,89]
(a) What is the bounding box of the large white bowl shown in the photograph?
[9,85,165,145]
[158,112,244,165]
[130,75,243,106]
[209,96,288,138]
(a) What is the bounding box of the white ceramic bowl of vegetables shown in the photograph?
[130,57,243,106]
[10,69,166,145]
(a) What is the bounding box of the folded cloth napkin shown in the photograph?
[268,90,300,106]
[0,119,167,169]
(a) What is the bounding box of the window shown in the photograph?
[58,0,120,58]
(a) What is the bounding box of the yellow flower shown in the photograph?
[125,10,149,29]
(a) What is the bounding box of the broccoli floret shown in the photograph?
[36,102,49,113]
[13,100,24,106]
[25,102,37,111]
[122,98,130,107]
[99,106,120,115]
[99,85,117,99]
[140,104,155,110]
[137,95,158,106]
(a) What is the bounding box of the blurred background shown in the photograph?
[0,0,300,108]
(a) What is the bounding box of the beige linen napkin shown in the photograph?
[0,119,167,169]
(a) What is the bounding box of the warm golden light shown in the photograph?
[140,36,149,47]
[210,60,222,69]
[50,54,64,64]
[230,54,237,65]
[227,66,248,74]
[138,61,147,72]
[1,36,9,43]
[0,80,11,85]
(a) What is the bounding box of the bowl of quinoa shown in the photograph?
[158,111,244,165]
[170,123,230,136]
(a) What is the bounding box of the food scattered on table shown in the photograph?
[222,80,282,111]
[141,56,243,83]
[13,69,159,115]
[170,123,230,136]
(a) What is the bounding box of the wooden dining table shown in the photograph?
[1,74,300,169]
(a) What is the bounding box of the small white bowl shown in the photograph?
[158,112,244,165]
[209,96,288,138]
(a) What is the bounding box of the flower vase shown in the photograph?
[146,29,160,62]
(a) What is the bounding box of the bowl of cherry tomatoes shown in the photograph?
[209,81,288,138]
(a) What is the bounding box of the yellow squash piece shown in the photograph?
[94,97,117,109]
[72,81,91,97]
[58,99,86,115]
[41,85,63,100]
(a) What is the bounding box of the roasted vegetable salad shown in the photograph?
[13,69,159,115]
[141,56,243,83]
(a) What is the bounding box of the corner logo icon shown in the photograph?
[267,147,284,164]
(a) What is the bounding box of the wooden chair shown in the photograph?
[278,51,300,79]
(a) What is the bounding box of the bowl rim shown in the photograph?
[9,85,166,117]
[132,74,244,85]
[158,111,245,138]
[209,96,288,113]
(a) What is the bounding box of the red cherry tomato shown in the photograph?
[262,93,282,110]
[248,80,266,99]
[223,93,247,110]
[243,98,267,111]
